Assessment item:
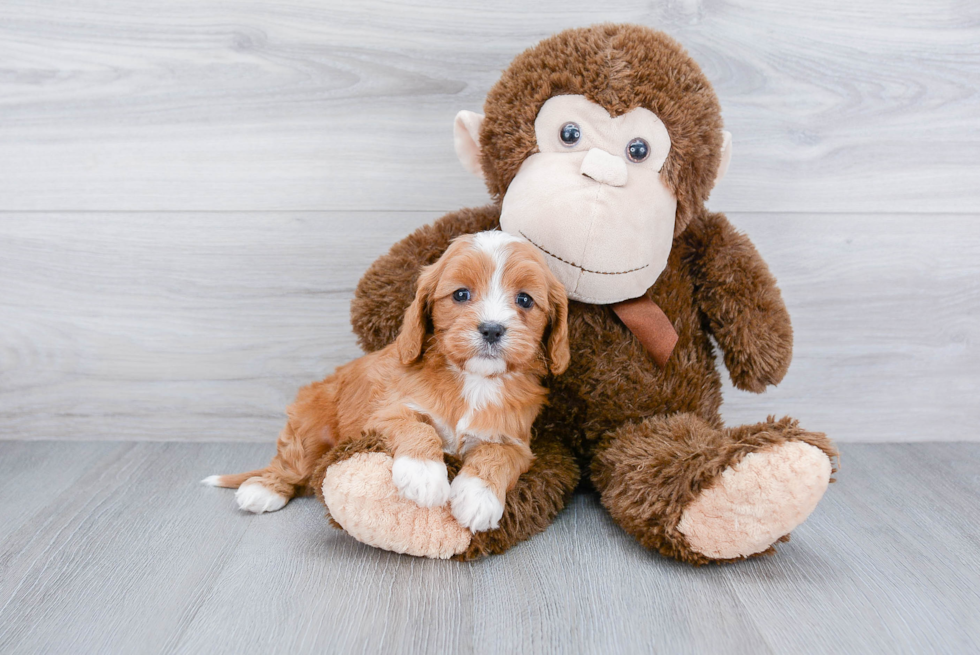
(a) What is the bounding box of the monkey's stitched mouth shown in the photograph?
[518,231,649,276]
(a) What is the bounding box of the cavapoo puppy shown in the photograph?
[205,231,569,532]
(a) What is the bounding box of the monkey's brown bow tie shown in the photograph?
[610,296,678,368]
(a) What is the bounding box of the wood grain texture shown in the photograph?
[0,212,424,441]
[0,0,977,212]
[0,441,977,654]
[2,211,977,443]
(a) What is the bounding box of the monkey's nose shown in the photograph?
[478,322,506,345]
[580,148,628,187]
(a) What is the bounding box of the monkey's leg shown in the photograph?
[591,414,837,565]
[312,430,579,560]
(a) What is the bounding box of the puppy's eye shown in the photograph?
[515,292,534,309]
[452,288,471,303]
[626,138,650,162]
[560,122,581,146]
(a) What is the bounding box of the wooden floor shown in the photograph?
[0,441,977,654]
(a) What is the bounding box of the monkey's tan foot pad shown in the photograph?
[322,452,472,559]
[677,441,832,560]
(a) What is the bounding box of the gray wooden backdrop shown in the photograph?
[1,0,978,443]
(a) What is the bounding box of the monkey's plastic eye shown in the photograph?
[559,123,581,146]
[452,288,471,303]
[516,292,534,309]
[626,138,650,162]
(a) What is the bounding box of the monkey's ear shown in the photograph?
[715,131,733,185]
[454,110,485,178]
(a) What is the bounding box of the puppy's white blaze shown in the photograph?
[473,231,518,325]
[235,482,288,514]
[472,230,522,252]
[391,457,451,508]
[479,286,517,325]
[479,290,517,325]
[450,473,504,532]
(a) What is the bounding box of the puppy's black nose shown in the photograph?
[478,322,506,345]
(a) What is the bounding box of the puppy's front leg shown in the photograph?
[368,406,450,508]
[451,441,533,532]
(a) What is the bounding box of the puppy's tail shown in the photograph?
[200,469,267,489]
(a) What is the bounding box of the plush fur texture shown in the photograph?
[592,415,836,565]
[320,24,838,564]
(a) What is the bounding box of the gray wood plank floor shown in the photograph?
[0,441,977,654]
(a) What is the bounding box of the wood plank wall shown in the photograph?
[1,0,978,442]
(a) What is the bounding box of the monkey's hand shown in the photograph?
[350,205,501,353]
[683,211,793,393]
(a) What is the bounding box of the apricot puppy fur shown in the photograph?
[204,231,569,532]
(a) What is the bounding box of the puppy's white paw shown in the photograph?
[235,482,288,514]
[450,474,504,532]
[391,457,451,508]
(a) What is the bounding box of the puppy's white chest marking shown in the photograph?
[406,369,506,455]
[461,370,504,411]
[455,371,509,453]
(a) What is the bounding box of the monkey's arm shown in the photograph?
[350,205,501,352]
[683,211,793,393]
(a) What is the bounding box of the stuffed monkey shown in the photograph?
[313,24,837,564]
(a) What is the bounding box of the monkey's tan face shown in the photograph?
[497,95,677,304]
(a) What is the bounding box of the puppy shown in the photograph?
[204,231,569,532]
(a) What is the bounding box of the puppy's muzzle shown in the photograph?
[478,322,506,345]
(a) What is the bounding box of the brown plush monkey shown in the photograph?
[312,24,837,564]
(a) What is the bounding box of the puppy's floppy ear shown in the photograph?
[395,260,442,365]
[545,277,570,375]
